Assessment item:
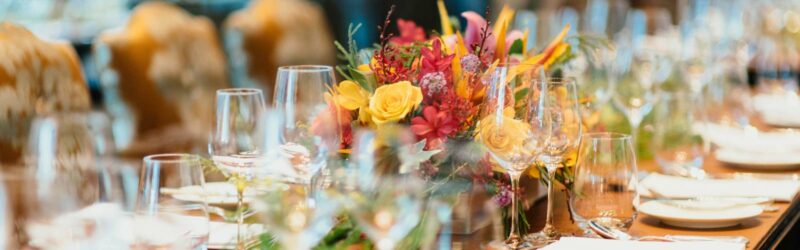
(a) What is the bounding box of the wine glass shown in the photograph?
[273,65,340,188]
[7,166,130,249]
[25,112,96,175]
[209,87,267,249]
[611,9,674,145]
[568,47,616,132]
[525,77,583,247]
[342,130,426,250]
[255,185,340,250]
[651,92,705,178]
[571,133,639,233]
[477,64,546,249]
[135,153,209,249]
[612,46,671,145]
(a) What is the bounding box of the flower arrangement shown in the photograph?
[260,2,606,249]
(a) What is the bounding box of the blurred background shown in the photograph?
[2,0,800,164]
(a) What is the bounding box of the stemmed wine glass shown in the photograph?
[345,130,426,250]
[611,10,673,145]
[255,185,340,250]
[209,88,267,249]
[568,47,616,132]
[651,92,705,178]
[526,76,583,247]
[135,154,209,249]
[477,65,546,249]
[273,65,340,187]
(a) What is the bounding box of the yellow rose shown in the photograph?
[368,81,423,124]
[334,80,370,110]
[475,108,531,156]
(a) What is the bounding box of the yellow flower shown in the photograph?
[475,108,531,156]
[334,80,370,111]
[357,63,371,72]
[368,81,423,124]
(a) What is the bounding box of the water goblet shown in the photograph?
[571,133,639,233]
[135,153,209,249]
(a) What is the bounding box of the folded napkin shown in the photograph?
[697,123,800,154]
[541,237,745,250]
[640,173,800,202]
[753,93,800,127]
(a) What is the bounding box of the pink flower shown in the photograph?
[390,19,426,45]
[410,106,458,147]
[493,185,512,207]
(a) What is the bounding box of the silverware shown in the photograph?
[588,220,750,245]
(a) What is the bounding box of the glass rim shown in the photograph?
[278,65,334,73]
[143,153,201,164]
[581,132,632,141]
[216,88,263,96]
[533,76,577,85]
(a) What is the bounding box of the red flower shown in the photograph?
[419,39,454,81]
[411,106,458,148]
[390,19,426,45]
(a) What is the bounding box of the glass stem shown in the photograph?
[507,173,522,246]
[542,164,559,238]
[236,186,245,250]
[629,119,641,148]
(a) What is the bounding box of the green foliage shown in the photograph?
[508,39,524,55]
[335,23,374,91]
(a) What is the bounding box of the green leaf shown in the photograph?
[514,87,529,103]
[508,39,524,55]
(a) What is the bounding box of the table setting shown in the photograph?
[3,0,800,250]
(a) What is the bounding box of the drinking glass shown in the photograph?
[25,113,96,174]
[571,133,639,233]
[6,167,129,249]
[209,87,267,248]
[255,186,340,250]
[569,47,616,132]
[477,65,545,249]
[350,177,425,250]
[526,77,583,247]
[612,12,673,145]
[652,92,705,178]
[273,65,341,192]
[612,48,671,145]
[135,154,209,249]
[342,130,426,250]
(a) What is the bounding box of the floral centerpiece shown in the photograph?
[259,2,604,249]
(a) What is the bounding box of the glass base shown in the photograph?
[487,239,533,250]
[523,229,560,248]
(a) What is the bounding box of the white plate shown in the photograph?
[639,200,763,229]
[170,182,289,206]
[208,222,264,249]
[715,148,800,170]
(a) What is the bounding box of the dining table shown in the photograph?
[542,157,799,250]
[451,156,800,250]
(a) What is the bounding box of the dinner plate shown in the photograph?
[169,182,289,206]
[208,221,264,249]
[715,148,800,170]
[639,200,763,229]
